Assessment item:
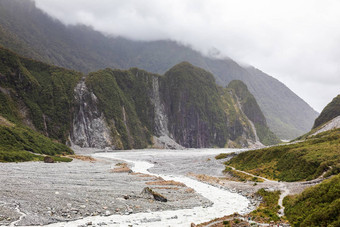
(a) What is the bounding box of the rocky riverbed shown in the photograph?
[0,151,212,226]
[1,147,319,226]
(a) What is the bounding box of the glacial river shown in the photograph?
[49,149,251,226]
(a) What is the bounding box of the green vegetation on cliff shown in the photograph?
[284,174,340,227]
[86,62,274,149]
[0,46,82,143]
[313,94,340,129]
[0,47,76,162]
[227,129,340,181]
[227,80,280,145]
[161,62,229,147]
[0,45,276,152]
[86,68,154,149]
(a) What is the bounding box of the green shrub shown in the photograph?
[227,129,340,181]
[284,174,340,226]
[0,124,73,162]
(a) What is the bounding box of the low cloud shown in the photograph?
[35,0,340,112]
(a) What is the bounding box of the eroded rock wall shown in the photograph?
[71,78,113,148]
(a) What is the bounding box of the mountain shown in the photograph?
[0,46,278,154]
[226,94,340,181]
[227,80,280,145]
[0,48,76,162]
[313,94,340,129]
[295,94,340,140]
[0,0,318,139]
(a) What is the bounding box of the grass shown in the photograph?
[223,166,264,182]
[215,153,235,160]
[250,188,281,222]
[227,128,340,181]
[0,124,73,162]
[283,173,340,227]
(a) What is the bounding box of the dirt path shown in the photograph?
[210,164,327,217]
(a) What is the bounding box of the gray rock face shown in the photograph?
[71,78,113,149]
[312,115,340,136]
[150,77,169,137]
[149,77,183,149]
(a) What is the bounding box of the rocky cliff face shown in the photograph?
[68,62,278,149]
[159,62,274,148]
[227,80,281,146]
[71,78,113,148]
[0,46,277,150]
[150,76,169,136]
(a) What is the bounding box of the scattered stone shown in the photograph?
[86,221,92,225]
[141,217,162,223]
[44,156,54,163]
[105,210,111,216]
[141,187,167,202]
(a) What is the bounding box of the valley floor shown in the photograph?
[0,149,211,226]
[0,147,324,226]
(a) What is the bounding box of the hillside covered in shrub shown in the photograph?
[227,129,340,181]
[284,173,340,226]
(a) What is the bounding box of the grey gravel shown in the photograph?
[0,157,210,226]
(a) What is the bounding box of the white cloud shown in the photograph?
[35,0,340,112]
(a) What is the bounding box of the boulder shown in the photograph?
[44,156,54,163]
[141,187,167,202]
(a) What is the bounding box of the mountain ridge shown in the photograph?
[0,46,278,153]
[0,0,318,139]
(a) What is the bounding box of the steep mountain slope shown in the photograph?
[0,0,318,139]
[294,94,340,140]
[0,47,82,143]
[161,62,277,148]
[226,94,340,181]
[313,94,340,129]
[0,46,275,151]
[227,80,280,145]
[0,48,76,161]
[82,62,277,149]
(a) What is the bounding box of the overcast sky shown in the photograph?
[35,0,340,112]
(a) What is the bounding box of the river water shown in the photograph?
[49,148,251,226]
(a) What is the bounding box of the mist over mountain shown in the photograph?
[0,0,318,139]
